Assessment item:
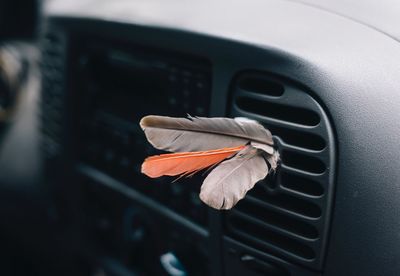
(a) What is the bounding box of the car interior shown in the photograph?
[0,0,399,275]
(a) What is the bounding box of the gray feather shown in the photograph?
[199,146,269,210]
[266,150,280,171]
[250,141,274,155]
[140,115,273,152]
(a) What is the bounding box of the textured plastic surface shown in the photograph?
[288,0,400,42]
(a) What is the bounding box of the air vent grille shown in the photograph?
[40,30,67,159]
[225,72,335,270]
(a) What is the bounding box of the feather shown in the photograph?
[141,145,245,178]
[140,115,273,152]
[266,150,280,171]
[199,146,269,209]
[139,115,280,210]
[250,141,274,155]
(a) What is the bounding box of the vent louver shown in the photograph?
[40,30,67,159]
[226,72,335,270]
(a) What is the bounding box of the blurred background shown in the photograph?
[0,1,211,275]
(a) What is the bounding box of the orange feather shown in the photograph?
[141,145,245,178]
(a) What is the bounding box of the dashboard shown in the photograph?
[2,0,400,275]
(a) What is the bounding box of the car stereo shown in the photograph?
[73,36,212,226]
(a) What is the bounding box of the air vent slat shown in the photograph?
[279,166,327,183]
[237,75,284,97]
[279,187,324,202]
[281,172,324,197]
[232,105,320,133]
[245,195,319,222]
[280,164,326,178]
[228,220,316,261]
[235,97,320,126]
[249,186,322,218]
[277,139,327,157]
[281,150,326,174]
[226,72,335,270]
[228,213,316,243]
[231,204,318,240]
[268,125,326,151]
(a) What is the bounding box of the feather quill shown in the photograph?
[139,115,279,210]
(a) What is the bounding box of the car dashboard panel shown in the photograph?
[40,1,400,275]
[75,36,212,225]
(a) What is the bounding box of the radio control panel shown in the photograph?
[73,37,212,226]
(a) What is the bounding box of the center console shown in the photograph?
[75,36,212,226]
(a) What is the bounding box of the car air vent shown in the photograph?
[226,72,336,271]
[40,30,67,159]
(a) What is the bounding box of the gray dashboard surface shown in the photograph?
[288,0,400,42]
[39,0,400,275]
